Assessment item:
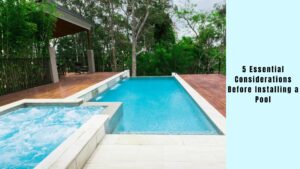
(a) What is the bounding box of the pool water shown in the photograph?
[91,77,219,134]
[0,106,103,169]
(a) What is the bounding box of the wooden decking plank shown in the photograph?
[0,72,117,106]
[180,74,226,117]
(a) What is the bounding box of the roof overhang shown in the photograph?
[47,1,92,38]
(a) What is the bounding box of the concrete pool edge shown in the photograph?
[36,102,122,169]
[67,70,130,101]
[0,99,84,116]
[0,99,123,169]
[35,114,108,169]
[172,73,226,134]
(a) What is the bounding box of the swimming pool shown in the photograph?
[0,105,103,168]
[91,77,220,134]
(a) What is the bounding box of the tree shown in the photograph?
[122,0,151,76]
[56,0,130,72]
[147,0,175,46]
[99,0,122,71]
[175,2,226,74]
[54,0,226,75]
[174,1,201,37]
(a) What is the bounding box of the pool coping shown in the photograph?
[67,70,130,101]
[172,73,226,134]
[0,99,123,169]
[0,99,87,116]
[36,101,122,169]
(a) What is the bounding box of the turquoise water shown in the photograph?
[0,106,103,169]
[91,77,219,134]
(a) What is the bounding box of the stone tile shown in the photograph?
[87,145,139,163]
[163,146,190,162]
[102,135,183,145]
[164,161,191,169]
[135,161,164,169]
[84,161,138,169]
[186,151,217,163]
[188,161,226,169]
[136,145,164,161]
[182,136,224,146]
[85,135,226,169]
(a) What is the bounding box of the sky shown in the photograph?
[172,0,226,38]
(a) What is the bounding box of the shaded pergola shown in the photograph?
[46,1,95,83]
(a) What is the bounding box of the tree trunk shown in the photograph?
[108,0,117,72]
[131,36,137,77]
[218,58,221,74]
[111,38,117,71]
[128,0,149,77]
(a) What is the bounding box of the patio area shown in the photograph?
[0,73,226,118]
[0,72,117,106]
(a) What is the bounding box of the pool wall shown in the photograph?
[83,102,123,134]
[67,70,130,101]
[0,99,84,116]
[0,99,123,169]
[172,73,226,134]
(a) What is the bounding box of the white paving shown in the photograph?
[84,135,226,169]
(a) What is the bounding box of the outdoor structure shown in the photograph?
[47,1,94,83]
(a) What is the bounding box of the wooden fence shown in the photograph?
[0,58,51,96]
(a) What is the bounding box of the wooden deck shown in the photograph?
[0,72,117,106]
[180,74,226,117]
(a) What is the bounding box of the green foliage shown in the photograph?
[0,1,56,95]
[0,0,56,58]
[146,1,175,46]
[138,3,226,75]
[55,1,226,75]
[152,12,175,45]
[138,37,197,75]
[175,3,226,74]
